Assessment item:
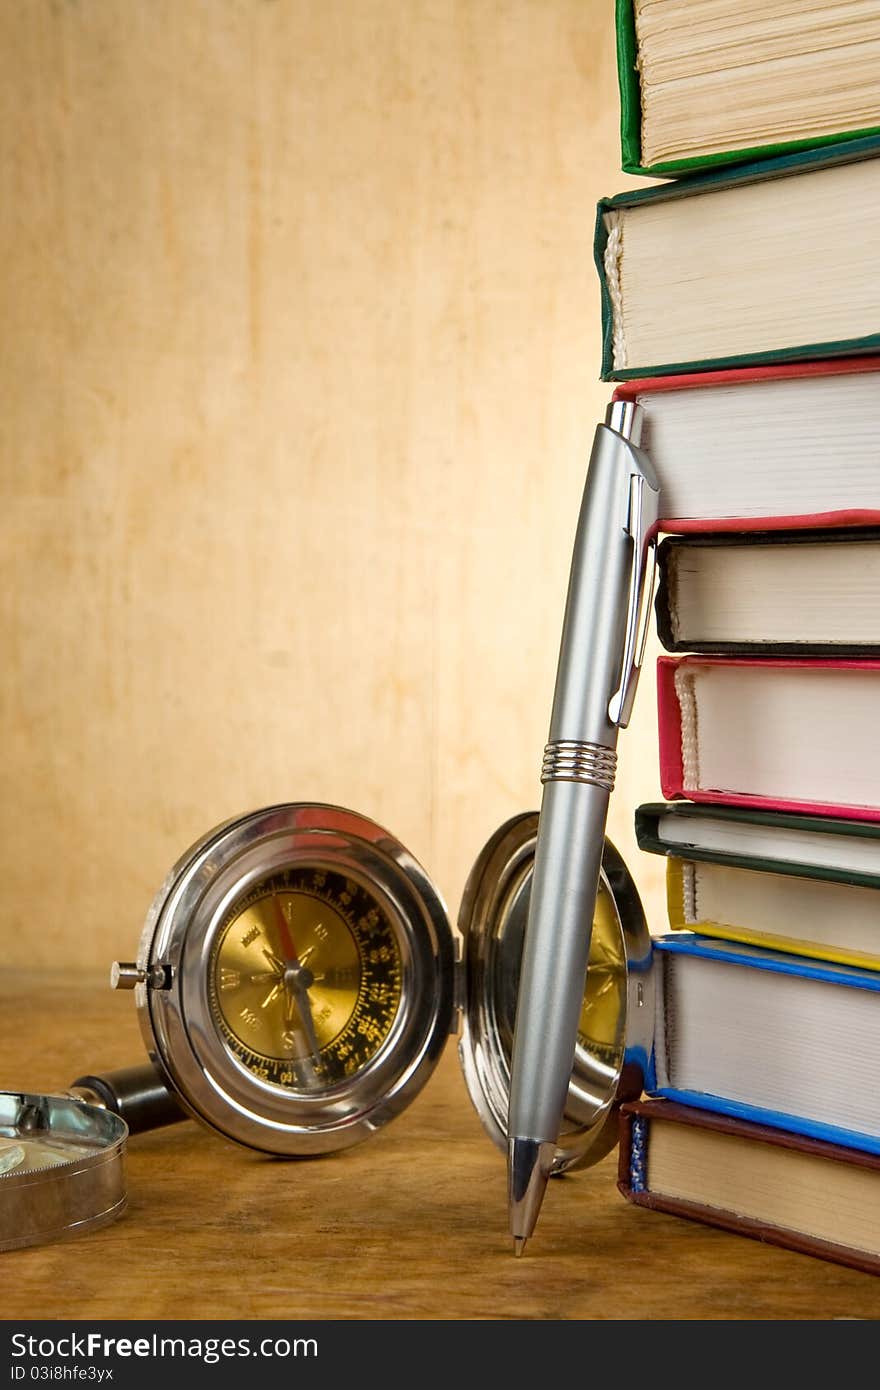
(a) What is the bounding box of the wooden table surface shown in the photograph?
[4,971,880,1322]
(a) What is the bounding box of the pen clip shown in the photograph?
[607,452,661,729]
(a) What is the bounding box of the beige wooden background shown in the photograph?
[1,0,662,974]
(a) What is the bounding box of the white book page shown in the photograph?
[662,951,880,1136]
[690,860,880,956]
[636,371,880,522]
[647,1118,880,1257]
[667,540,880,645]
[609,159,880,371]
[657,811,880,876]
[675,663,880,809]
[634,0,880,165]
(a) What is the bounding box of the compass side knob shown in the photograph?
[111,961,169,991]
[110,962,142,990]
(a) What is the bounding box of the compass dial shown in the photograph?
[491,866,626,1069]
[575,874,626,1067]
[208,865,402,1091]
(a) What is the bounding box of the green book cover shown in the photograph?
[614,0,643,175]
[615,0,880,178]
[594,131,880,381]
[635,801,880,892]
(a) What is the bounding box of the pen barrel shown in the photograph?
[508,779,610,1140]
[549,424,636,744]
[509,423,637,1146]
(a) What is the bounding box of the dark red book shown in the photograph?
[619,1099,880,1276]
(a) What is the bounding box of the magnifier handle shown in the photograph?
[70,1063,185,1134]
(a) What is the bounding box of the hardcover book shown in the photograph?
[649,933,880,1152]
[610,359,880,531]
[594,135,880,381]
[616,0,880,177]
[657,655,880,821]
[636,801,880,970]
[654,529,880,655]
[619,1098,880,1276]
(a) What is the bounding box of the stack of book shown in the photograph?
[600,0,880,1274]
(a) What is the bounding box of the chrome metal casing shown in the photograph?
[132,804,455,1155]
[458,812,654,1173]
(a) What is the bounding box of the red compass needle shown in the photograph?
[274,895,300,964]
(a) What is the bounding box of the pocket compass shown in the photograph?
[98,802,653,1171]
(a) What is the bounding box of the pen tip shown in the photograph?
[513,1237,527,1258]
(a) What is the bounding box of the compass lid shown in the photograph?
[457,812,654,1173]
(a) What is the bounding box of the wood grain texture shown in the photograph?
[3,972,880,1320]
[0,0,664,972]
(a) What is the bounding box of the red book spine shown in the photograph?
[612,357,880,534]
[656,655,880,821]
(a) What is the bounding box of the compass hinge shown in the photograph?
[450,938,465,1034]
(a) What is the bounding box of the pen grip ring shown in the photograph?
[540,740,616,791]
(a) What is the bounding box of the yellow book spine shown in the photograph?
[665,858,687,929]
[663,859,880,973]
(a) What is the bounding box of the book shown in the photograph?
[594,134,880,381]
[654,528,880,655]
[616,0,880,177]
[635,801,880,970]
[657,655,880,821]
[611,360,880,531]
[619,1098,880,1276]
[649,933,880,1152]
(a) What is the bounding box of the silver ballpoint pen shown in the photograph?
[507,398,660,1254]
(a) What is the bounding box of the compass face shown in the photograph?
[207,865,403,1091]
[575,874,627,1067]
[494,869,626,1067]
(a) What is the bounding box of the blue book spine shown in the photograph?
[651,1088,880,1157]
[647,933,880,1154]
